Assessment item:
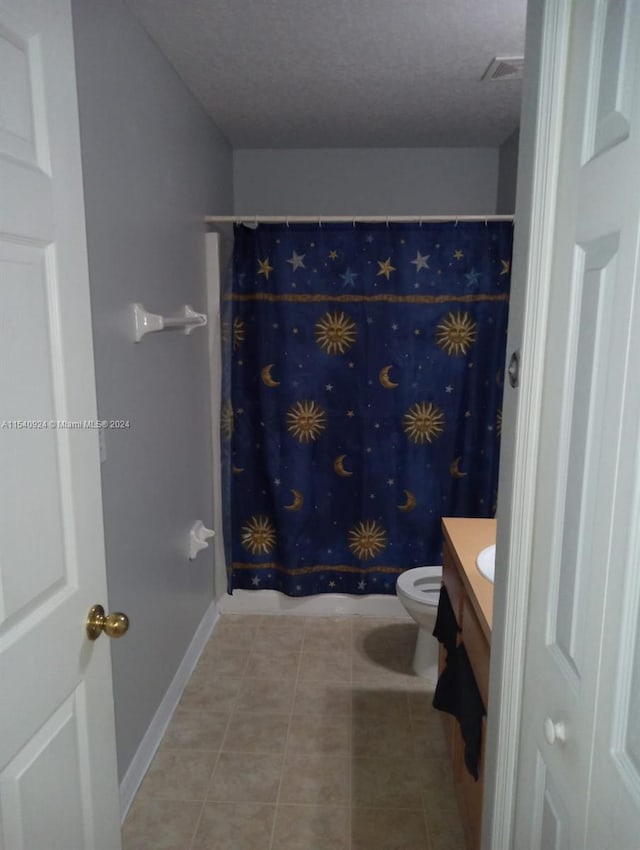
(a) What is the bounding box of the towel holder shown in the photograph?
[133,303,207,342]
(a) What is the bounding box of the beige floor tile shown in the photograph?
[162,708,229,751]
[352,654,427,687]
[426,806,469,850]
[419,758,468,848]
[419,759,462,815]
[365,621,418,646]
[279,754,350,805]
[411,718,449,759]
[271,804,350,850]
[245,649,300,680]
[298,649,352,682]
[407,690,438,719]
[122,613,467,850]
[218,614,262,625]
[255,614,307,630]
[352,686,411,720]
[352,757,424,809]
[255,616,306,634]
[196,645,252,677]
[191,802,275,850]
[235,677,296,714]
[180,671,242,713]
[207,752,283,802]
[351,649,415,674]
[137,747,218,801]
[222,711,290,753]
[293,679,352,716]
[253,625,305,652]
[302,618,352,653]
[352,640,416,680]
[352,621,417,655]
[121,798,202,850]
[418,756,454,790]
[304,615,353,631]
[208,618,258,649]
[286,713,351,756]
[351,807,431,849]
[350,616,410,631]
[352,715,417,759]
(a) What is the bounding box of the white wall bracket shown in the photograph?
[133,303,207,342]
[188,521,215,561]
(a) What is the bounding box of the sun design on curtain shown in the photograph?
[287,400,327,443]
[221,221,512,596]
[403,402,446,444]
[315,311,358,354]
[436,312,477,356]
[348,520,388,560]
[241,516,277,555]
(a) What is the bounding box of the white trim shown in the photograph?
[118,600,219,820]
[219,588,409,618]
[205,232,232,600]
[205,214,514,224]
[483,1,572,848]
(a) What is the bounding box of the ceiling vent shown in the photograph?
[482,57,524,81]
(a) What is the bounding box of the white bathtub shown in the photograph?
[218,588,409,618]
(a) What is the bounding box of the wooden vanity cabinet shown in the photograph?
[440,521,494,850]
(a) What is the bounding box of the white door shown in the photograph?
[0,2,123,849]
[513,1,640,847]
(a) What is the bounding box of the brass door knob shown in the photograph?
[86,604,130,641]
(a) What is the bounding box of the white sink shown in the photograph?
[476,544,496,583]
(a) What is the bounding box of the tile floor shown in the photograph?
[123,614,469,850]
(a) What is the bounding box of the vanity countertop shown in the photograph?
[442,517,496,639]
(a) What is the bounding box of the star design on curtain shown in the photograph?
[464,268,481,287]
[377,257,396,280]
[286,250,306,271]
[340,267,358,288]
[257,258,274,279]
[410,251,430,271]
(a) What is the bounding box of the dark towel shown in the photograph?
[432,586,461,716]
[432,585,459,652]
[456,644,486,780]
[432,586,486,780]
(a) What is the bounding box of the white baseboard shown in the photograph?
[119,599,219,821]
[218,588,409,618]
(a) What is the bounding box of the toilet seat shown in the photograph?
[396,566,442,606]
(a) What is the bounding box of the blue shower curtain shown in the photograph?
[221,221,512,596]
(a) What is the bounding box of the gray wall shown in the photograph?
[72,0,233,780]
[234,148,499,215]
[496,129,520,214]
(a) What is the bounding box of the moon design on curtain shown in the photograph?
[221,221,512,596]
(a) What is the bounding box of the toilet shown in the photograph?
[396,566,443,681]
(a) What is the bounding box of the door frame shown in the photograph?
[483,2,573,847]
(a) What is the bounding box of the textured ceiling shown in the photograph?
[125,0,527,148]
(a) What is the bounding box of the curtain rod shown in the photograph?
[205,214,514,224]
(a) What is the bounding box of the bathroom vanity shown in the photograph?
[440,517,495,850]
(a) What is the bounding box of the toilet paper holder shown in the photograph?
[188,521,215,560]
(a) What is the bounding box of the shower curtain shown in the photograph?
[221,221,512,596]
